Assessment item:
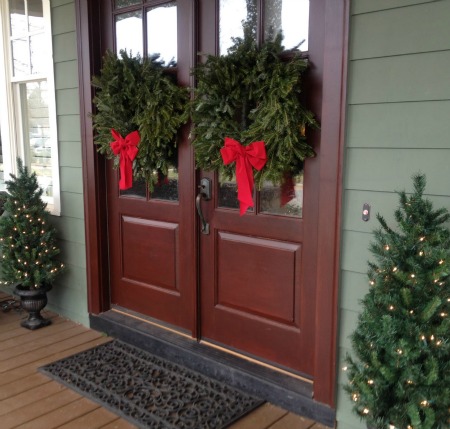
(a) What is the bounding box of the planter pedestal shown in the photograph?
[14,284,52,330]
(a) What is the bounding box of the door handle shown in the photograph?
[196,178,211,235]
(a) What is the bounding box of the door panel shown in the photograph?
[104,0,196,332]
[121,217,179,292]
[216,232,300,324]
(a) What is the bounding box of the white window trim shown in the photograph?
[0,0,61,216]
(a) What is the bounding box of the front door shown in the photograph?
[102,0,318,378]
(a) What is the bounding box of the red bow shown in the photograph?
[110,129,140,190]
[220,137,267,215]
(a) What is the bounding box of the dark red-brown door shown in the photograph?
[102,0,318,377]
[195,0,318,376]
[104,0,197,332]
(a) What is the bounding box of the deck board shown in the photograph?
[0,298,330,428]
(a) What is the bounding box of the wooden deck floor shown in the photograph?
[0,292,329,429]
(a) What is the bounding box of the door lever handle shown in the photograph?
[196,178,211,235]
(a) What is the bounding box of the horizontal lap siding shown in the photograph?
[48,0,88,326]
[337,1,450,428]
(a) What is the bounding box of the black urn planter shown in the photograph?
[14,283,52,330]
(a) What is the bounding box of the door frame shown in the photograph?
[75,0,349,408]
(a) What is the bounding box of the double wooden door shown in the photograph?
[103,0,318,377]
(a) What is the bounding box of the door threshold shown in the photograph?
[90,308,335,427]
[112,306,312,384]
[200,340,313,385]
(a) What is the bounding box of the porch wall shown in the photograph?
[46,0,88,325]
[337,1,450,428]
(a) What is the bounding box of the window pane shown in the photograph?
[218,173,253,212]
[115,11,143,56]
[20,81,53,197]
[147,3,177,66]
[11,37,29,76]
[264,0,309,51]
[120,178,146,199]
[9,0,27,37]
[28,0,44,33]
[218,173,239,210]
[30,33,47,74]
[260,172,303,217]
[115,0,140,9]
[219,0,255,54]
[150,166,179,201]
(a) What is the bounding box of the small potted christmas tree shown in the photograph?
[345,174,450,429]
[0,158,64,329]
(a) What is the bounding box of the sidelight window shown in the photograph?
[0,0,60,214]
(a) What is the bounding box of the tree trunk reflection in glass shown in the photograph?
[264,0,309,51]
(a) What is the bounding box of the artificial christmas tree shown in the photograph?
[345,174,450,429]
[0,158,64,329]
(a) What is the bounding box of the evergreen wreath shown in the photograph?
[91,50,189,189]
[190,27,317,187]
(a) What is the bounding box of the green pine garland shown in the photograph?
[345,174,450,429]
[0,159,64,289]
[91,50,189,189]
[190,29,317,188]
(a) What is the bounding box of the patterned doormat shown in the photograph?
[40,340,264,429]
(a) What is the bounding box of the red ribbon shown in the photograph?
[110,129,140,190]
[220,137,267,216]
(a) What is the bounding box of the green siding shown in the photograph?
[348,51,450,104]
[61,191,84,219]
[51,3,76,35]
[53,32,78,62]
[47,0,87,326]
[352,0,435,15]
[55,60,79,90]
[57,115,81,141]
[338,1,450,427]
[51,216,85,245]
[346,101,450,149]
[350,2,450,59]
[60,167,84,194]
[56,89,80,115]
[346,148,450,193]
[59,141,83,167]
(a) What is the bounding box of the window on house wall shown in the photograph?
[0,0,60,215]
